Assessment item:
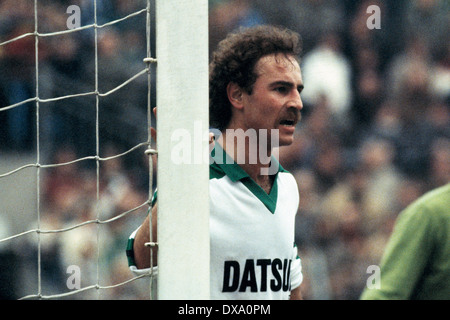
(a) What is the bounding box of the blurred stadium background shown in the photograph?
[0,0,449,299]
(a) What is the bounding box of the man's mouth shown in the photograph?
[280,119,296,126]
[280,115,300,127]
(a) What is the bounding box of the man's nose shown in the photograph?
[290,90,303,111]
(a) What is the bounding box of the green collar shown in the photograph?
[210,143,287,214]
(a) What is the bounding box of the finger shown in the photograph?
[209,132,215,152]
[151,127,157,142]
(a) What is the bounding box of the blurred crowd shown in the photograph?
[0,0,449,300]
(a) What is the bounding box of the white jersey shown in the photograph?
[127,145,302,299]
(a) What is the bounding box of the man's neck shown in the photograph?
[218,130,275,194]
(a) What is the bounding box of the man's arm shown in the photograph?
[133,204,158,269]
[290,286,303,300]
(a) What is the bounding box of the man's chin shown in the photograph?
[278,137,294,147]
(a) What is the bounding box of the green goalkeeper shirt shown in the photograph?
[361,183,450,300]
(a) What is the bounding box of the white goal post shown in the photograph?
[155,0,210,300]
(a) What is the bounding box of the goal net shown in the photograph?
[0,0,209,300]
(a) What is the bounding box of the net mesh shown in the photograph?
[0,0,156,299]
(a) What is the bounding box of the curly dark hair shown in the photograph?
[209,25,302,131]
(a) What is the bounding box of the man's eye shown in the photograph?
[275,87,287,94]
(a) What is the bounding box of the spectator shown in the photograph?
[301,32,353,129]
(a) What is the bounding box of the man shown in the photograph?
[361,183,450,299]
[127,25,305,299]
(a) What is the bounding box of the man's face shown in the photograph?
[239,53,303,147]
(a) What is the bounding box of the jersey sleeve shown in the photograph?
[290,244,303,290]
[126,189,158,276]
[126,227,157,276]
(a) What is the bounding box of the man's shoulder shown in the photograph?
[404,183,450,220]
[209,161,226,180]
[277,168,298,187]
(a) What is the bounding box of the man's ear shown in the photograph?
[226,82,244,110]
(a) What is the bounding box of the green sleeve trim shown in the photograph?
[126,237,136,267]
